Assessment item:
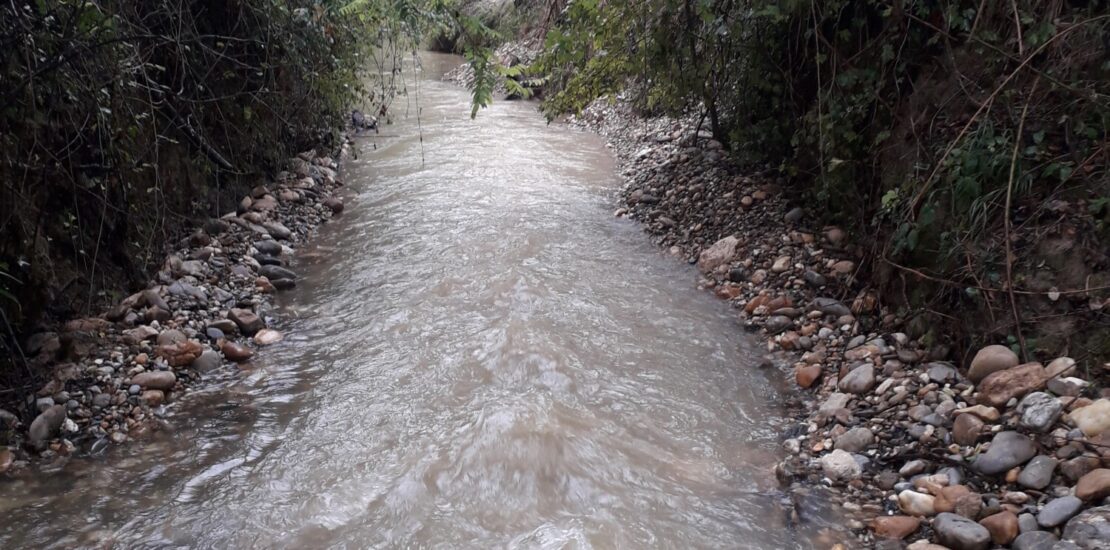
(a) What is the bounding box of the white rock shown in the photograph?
[1071,399,1110,437]
[820,449,861,482]
[897,490,937,516]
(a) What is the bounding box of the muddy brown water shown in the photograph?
[0,54,842,548]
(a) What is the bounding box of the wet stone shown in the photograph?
[1063,505,1110,549]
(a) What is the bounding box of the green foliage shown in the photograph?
[539,0,1108,257]
[0,0,378,335]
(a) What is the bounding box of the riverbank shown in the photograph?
[0,145,349,472]
[569,93,1110,548]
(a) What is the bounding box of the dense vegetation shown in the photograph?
[0,0,504,397]
[536,0,1109,361]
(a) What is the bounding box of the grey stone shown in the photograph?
[933,512,991,550]
[803,270,826,287]
[1039,496,1083,527]
[156,329,187,346]
[1063,505,1110,549]
[28,405,66,444]
[820,449,861,482]
[1019,392,1064,432]
[838,364,875,394]
[191,349,222,373]
[263,221,292,240]
[764,315,792,334]
[927,362,959,383]
[975,431,1037,475]
[784,207,804,224]
[819,392,852,416]
[1019,512,1039,533]
[1012,530,1059,550]
[1018,456,1059,490]
[259,264,297,282]
[834,427,874,453]
[253,240,283,256]
[812,297,851,317]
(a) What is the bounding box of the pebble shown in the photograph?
[933,512,990,550]
[820,449,861,482]
[979,510,1019,545]
[967,344,1018,382]
[1037,496,1083,528]
[897,490,936,516]
[253,329,284,346]
[1018,392,1063,432]
[1075,469,1110,502]
[838,364,875,394]
[975,431,1037,475]
[1017,456,1059,490]
[1012,530,1058,550]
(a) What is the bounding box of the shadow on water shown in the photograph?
[0,52,844,549]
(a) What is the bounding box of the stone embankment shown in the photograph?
[0,146,348,473]
[572,94,1110,549]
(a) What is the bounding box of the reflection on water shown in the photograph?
[0,53,839,549]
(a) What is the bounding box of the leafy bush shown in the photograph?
[537,0,1108,358]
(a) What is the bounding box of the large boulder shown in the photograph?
[977,362,1045,407]
[696,236,739,274]
[1063,505,1110,549]
[967,345,1019,382]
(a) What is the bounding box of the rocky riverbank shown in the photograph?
[0,146,349,473]
[570,94,1110,549]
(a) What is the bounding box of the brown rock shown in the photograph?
[0,448,12,473]
[220,342,254,362]
[253,329,283,346]
[744,293,771,314]
[870,515,921,539]
[979,511,1019,545]
[935,485,971,513]
[954,493,983,520]
[796,365,823,388]
[155,339,203,367]
[968,345,1019,383]
[228,308,265,335]
[131,370,176,391]
[831,260,855,274]
[697,236,739,274]
[1075,469,1110,502]
[977,362,1045,407]
[141,390,165,407]
[953,413,985,446]
[323,197,344,213]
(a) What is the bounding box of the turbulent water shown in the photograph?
[0,54,838,549]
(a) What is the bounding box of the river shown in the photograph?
[0,53,839,549]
